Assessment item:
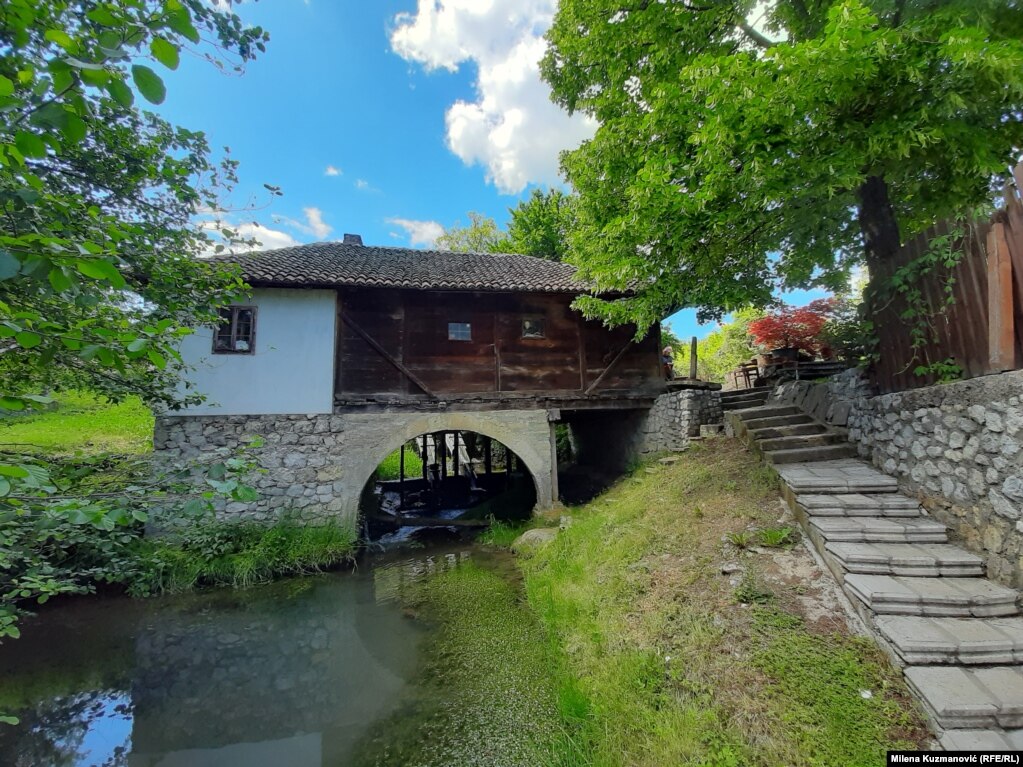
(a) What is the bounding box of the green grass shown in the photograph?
[517,440,928,767]
[375,445,424,480]
[0,391,153,455]
[133,521,358,594]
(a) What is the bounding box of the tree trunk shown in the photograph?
[856,175,902,268]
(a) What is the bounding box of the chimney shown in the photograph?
[343,233,363,246]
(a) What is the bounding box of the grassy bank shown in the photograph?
[0,391,153,455]
[518,439,929,766]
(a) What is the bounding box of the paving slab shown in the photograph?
[733,405,801,420]
[940,728,1023,750]
[906,666,1023,729]
[776,459,900,493]
[875,615,1023,664]
[845,574,1019,617]
[766,444,858,464]
[797,492,923,517]
[811,517,948,544]
[827,542,985,577]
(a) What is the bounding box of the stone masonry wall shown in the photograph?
[846,370,1023,587]
[638,388,723,453]
[154,409,557,526]
[771,368,872,427]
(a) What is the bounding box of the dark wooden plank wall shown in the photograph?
[336,288,662,397]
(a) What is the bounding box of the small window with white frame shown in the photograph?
[447,322,472,341]
[213,306,256,354]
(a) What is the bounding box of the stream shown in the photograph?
[0,543,561,767]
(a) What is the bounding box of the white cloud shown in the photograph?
[236,222,301,250]
[390,0,595,194]
[271,206,333,240]
[324,164,341,177]
[354,179,370,191]
[386,217,444,248]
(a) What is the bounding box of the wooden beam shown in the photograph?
[584,340,633,395]
[341,311,437,398]
[987,222,1015,371]
[689,336,698,380]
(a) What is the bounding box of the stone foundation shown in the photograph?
[155,409,557,525]
[770,368,871,427]
[638,388,723,453]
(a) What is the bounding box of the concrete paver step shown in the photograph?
[733,405,802,420]
[766,444,858,464]
[721,392,770,410]
[757,433,846,452]
[906,666,1023,729]
[826,542,985,576]
[811,517,948,544]
[748,423,830,440]
[940,728,1023,750]
[796,492,923,517]
[876,615,1023,665]
[775,459,900,493]
[845,574,1019,617]
[742,413,816,431]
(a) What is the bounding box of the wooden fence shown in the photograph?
[868,166,1023,393]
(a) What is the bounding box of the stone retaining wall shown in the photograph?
[638,388,723,453]
[770,368,871,427]
[847,370,1023,587]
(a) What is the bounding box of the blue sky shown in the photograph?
[156,0,826,340]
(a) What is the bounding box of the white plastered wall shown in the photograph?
[175,288,337,415]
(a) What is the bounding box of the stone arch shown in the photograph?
[340,410,554,521]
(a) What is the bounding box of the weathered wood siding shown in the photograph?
[335,288,662,399]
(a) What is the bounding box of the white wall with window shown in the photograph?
[174,288,337,415]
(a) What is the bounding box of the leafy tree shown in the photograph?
[506,187,576,261]
[693,308,764,382]
[0,1,270,644]
[748,299,838,355]
[435,211,511,253]
[542,0,1023,330]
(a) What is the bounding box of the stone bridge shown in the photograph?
[154,388,721,525]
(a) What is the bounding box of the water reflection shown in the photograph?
[0,551,472,767]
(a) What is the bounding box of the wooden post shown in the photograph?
[452,432,460,477]
[438,432,447,478]
[987,221,1015,371]
[421,436,429,481]
[398,443,405,507]
[484,437,492,479]
[689,336,698,380]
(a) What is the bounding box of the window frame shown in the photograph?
[447,321,472,342]
[212,305,258,355]
[521,316,546,339]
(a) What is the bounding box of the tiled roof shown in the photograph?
[214,242,590,294]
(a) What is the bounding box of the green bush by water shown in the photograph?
[132,521,358,594]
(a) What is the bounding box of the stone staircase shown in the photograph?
[725,402,1023,750]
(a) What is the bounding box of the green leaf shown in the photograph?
[15,131,46,159]
[126,338,147,352]
[0,465,29,478]
[15,331,41,349]
[131,509,149,522]
[131,65,166,105]
[0,715,19,725]
[105,78,134,107]
[48,267,73,293]
[62,114,87,144]
[0,75,13,97]
[0,398,24,412]
[151,37,180,70]
[75,259,126,288]
[0,479,9,497]
[86,7,120,26]
[45,29,77,54]
[182,498,206,517]
[0,251,20,280]
[166,7,201,44]
[232,485,259,502]
[147,349,167,369]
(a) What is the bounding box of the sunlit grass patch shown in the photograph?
[0,391,153,456]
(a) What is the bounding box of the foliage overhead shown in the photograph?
[542,0,1023,329]
[0,0,270,411]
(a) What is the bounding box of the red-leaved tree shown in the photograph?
[748,299,838,355]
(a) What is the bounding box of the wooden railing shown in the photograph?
[867,165,1023,394]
